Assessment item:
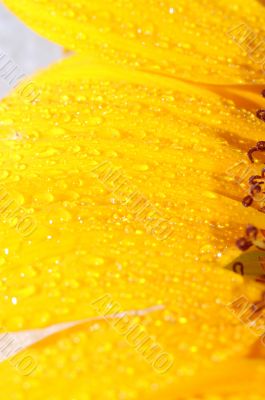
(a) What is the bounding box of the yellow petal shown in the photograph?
[2,0,265,83]
[0,54,262,329]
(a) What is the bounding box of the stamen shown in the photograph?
[248,147,258,163]
[257,141,265,151]
[232,262,244,275]
[237,225,265,253]
[236,237,253,251]
[249,175,262,184]
[246,224,258,239]
[242,195,253,207]
[247,142,265,163]
[257,110,265,121]
[250,183,262,196]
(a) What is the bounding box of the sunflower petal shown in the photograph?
[2,0,265,83]
[0,55,262,330]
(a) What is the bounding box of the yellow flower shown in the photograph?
[0,0,264,398]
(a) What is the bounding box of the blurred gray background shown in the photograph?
[0,3,63,98]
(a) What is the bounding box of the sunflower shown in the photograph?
[0,0,264,398]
